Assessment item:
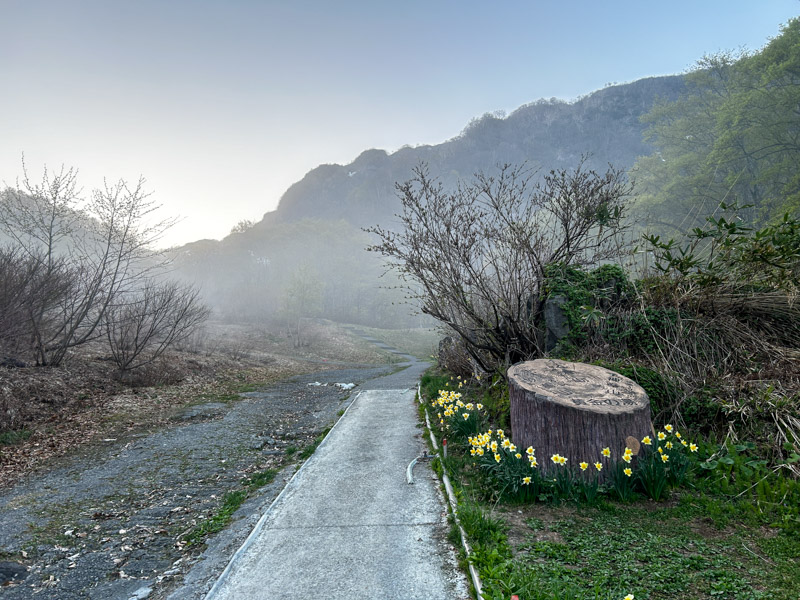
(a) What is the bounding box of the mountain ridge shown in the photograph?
[173,74,686,325]
[252,74,685,232]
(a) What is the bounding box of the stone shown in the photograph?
[130,585,154,599]
[543,295,570,351]
[0,561,28,584]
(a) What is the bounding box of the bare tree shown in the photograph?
[280,264,323,348]
[0,162,177,365]
[367,160,631,372]
[104,280,210,372]
[0,246,72,360]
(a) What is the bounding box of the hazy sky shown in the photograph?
[2,1,798,247]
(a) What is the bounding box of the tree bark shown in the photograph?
[509,359,652,478]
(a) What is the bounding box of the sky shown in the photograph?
[2,1,798,248]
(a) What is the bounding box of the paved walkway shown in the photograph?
[204,383,469,599]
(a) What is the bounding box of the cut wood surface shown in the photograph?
[508,359,652,475]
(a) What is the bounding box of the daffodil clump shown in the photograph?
[431,388,486,439]
[468,428,542,499]
[461,421,700,503]
[636,424,696,500]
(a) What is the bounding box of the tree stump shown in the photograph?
[508,359,652,477]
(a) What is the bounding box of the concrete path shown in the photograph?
[204,384,470,599]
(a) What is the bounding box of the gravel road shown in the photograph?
[0,361,400,599]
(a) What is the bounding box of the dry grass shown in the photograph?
[576,284,800,469]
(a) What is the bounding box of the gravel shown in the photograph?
[0,363,398,599]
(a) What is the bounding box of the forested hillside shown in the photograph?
[633,18,800,233]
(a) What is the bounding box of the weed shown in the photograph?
[183,490,248,547]
[243,468,278,490]
[0,428,32,445]
[298,427,330,460]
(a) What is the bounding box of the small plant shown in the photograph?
[636,446,669,501]
[183,490,247,546]
[576,461,601,505]
[610,459,636,502]
[550,454,574,501]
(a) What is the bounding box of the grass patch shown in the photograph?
[183,490,248,547]
[243,468,278,490]
[494,498,797,599]
[0,428,33,445]
[299,426,332,460]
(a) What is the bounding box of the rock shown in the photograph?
[248,437,267,450]
[178,403,227,421]
[130,585,153,599]
[544,295,570,351]
[0,561,28,584]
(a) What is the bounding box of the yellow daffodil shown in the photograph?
[661,453,669,463]
[666,441,673,449]
[502,439,511,449]
[470,448,476,456]
[657,446,664,454]
[622,454,632,463]
[551,454,561,464]
[494,453,501,463]
[462,413,469,420]
[658,431,666,441]
[477,403,483,410]
[579,462,589,471]
[624,467,632,477]
[476,448,484,456]
[676,432,682,439]
[624,595,635,600]
[602,447,611,457]
[594,462,603,471]
[681,440,688,447]
[690,443,698,452]
[509,444,517,452]
[665,424,673,433]
[522,476,531,485]
[515,453,522,459]
[642,436,652,445]
[530,458,538,468]
[526,446,534,455]
[497,429,505,438]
